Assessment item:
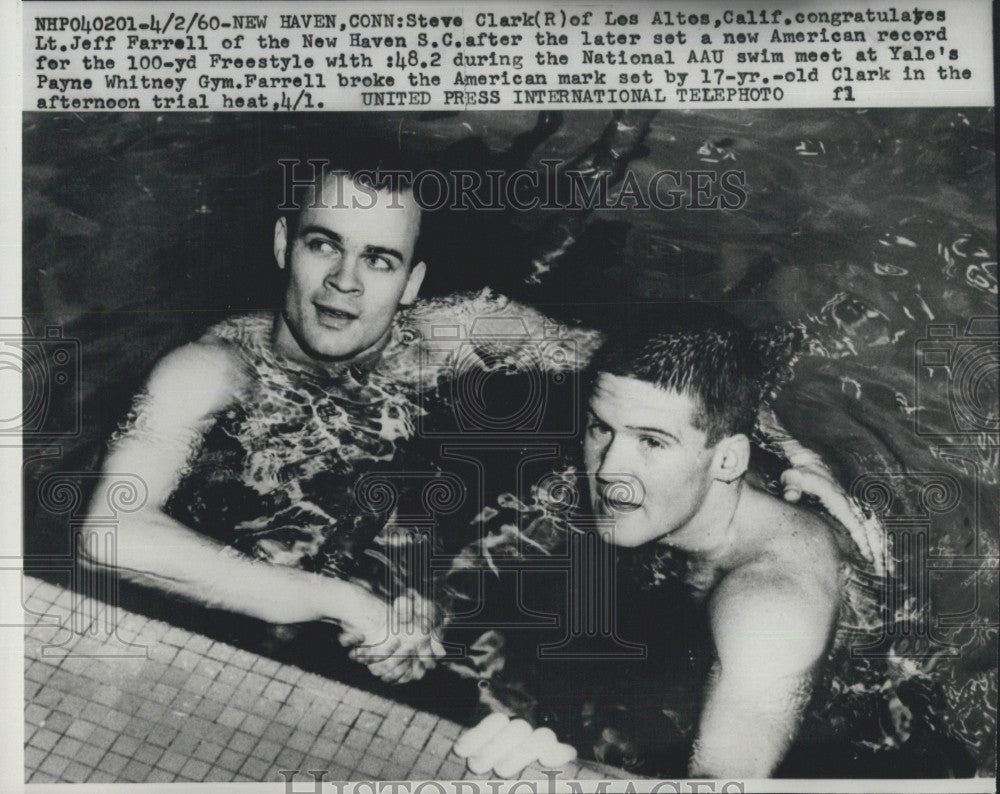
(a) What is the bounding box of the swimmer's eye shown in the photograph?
[305,238,342,257]
[587,420,611,438]
[362,254,396,272]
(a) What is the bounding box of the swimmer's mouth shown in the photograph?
[315,304,359,323]
[595,486,644,514]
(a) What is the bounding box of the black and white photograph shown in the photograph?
[7,1,998,790]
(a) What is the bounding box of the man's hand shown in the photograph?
[758,406,890,575]
[781,463,890,576]
[453,714,577,777]
[340,591,445,684]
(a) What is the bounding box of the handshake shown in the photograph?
[335,589,577,777]
[338,589,447,684]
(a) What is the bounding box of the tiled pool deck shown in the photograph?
[22,576,633,784]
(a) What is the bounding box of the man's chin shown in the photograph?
[277,313,368,364]
[302,325,368,359]
[605,532,649,549]
[597,516,658,548]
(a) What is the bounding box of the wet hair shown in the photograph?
[588,304,766,445]
[279,145,426,266]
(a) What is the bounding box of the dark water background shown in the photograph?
[21,109,997,771]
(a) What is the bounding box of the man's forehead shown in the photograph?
[590,374,699,431]
[298,181,420,246]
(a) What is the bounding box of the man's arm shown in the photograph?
[401,289,603,387]
[83,341,395,642]
[691,566,838,778]
[406,293,887,573]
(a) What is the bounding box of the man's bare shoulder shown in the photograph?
[101,337,251,503]
[709,488,843,675]
[740,486,843,583]
[142,336,249,422]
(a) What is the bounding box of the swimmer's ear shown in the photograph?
[274,218,288,270]
[400,261,426,306]
[713,433,750,483]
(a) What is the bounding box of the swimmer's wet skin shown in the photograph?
[82,166,884,776]
[85,174,444,684]
[460,317,845,779]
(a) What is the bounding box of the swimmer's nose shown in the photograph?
[595,435,630,481]
[326,256,363,294]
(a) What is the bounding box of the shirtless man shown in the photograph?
[85,165,442,683]
[84,162,600,685]
[85,162,876,691]
[456,316,846,778]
